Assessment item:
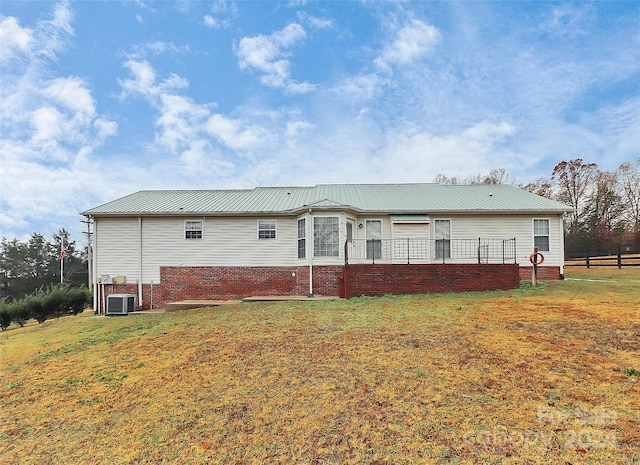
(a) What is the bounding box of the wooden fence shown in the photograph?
[565,244,640,268]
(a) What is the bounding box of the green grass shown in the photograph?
[0,267,639,464]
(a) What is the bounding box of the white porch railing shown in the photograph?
[344,238,517,265]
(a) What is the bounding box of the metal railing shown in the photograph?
[345,238,517,265]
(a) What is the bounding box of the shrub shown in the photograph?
[0,286,93,328]
[26,295,50,324]
[65,287,91,315]
[43,286,66,318]
[10,301,30,327]
[35,285,92,319]
[0,305,11,330]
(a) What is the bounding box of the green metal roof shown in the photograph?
[390,214,431,222]
[81,183,573,217]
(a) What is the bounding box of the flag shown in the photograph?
[60,244,66,260]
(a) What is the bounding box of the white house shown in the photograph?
[81,183,572,310]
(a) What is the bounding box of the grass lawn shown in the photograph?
[1,267,639,464]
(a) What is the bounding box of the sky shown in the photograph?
[1,0,639,244]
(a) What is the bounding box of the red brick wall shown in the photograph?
[310,265,343,296]
[97,264,556,310]
[518,266,562,281]
[158,266,308,303]
[341,264,521,298]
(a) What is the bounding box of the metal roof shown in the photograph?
[390,214,431,222]
[81,183,573,216]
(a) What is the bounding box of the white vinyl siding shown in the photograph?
[93,213,566,285]
[94,218,140,282]
[95,216,300,284]
[440,214,563,266]
[392,222,430,263]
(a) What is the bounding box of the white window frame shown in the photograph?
[434,219,451,260]
[313,216,340,257]
[533,218,550,252]
[257,219,277,240]
[184,220,203,240]
[365,219,383,260]
[297,218,306,259]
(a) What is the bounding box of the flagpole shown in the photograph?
[60,240,64,284]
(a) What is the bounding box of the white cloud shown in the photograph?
[119,59,188,99]
[542,4,595,36]
[236,23,314,93]
[375,19,441,71]
[203,1,238,29]
[155,94,211,152]
[372,121,516,181]
[30,106,63,143]
[0,16,34,64]
[44,77,96,118]
[296,12,333,30]
[34,0,75,60]
[329,73,385,105]
[285,120,313,139]
[203,15,218,29]
[94,118,118,140]
[117,57,276,162]
[205,114,269,151]
[0,1,117,241]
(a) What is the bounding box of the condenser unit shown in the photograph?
[106,294,136,315]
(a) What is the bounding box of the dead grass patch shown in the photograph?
[1,267,639,464]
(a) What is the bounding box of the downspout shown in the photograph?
[559,215,565,279]
[92,217,98,313]
[138,216,143,308]
[308,208,313,297]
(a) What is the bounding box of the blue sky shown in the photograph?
[1,1,639,243]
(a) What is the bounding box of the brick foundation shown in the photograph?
[518,266,562,281]
[341,263,521,299]
[97,264,558,310]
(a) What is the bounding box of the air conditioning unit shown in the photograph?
[106,294,136,315]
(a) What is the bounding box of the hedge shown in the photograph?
[0,285,92,330]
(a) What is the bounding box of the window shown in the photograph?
[297,218,306,259]
[366,220,382,260]
[314,216,339,257]
[258,220,276,239]
[435,219,451,260]
[185,220,203,239]
[533,219,550,252]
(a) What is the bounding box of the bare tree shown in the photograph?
[519,177,554,199]
[618,158,640,234]
[482,168,512,185]
[583,170,626,247]
[433,174,460,185]
[433,168,512,186]
[551,158,598,233]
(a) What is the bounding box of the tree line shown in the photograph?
[434,158,640,257]
[0,228,88,301]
